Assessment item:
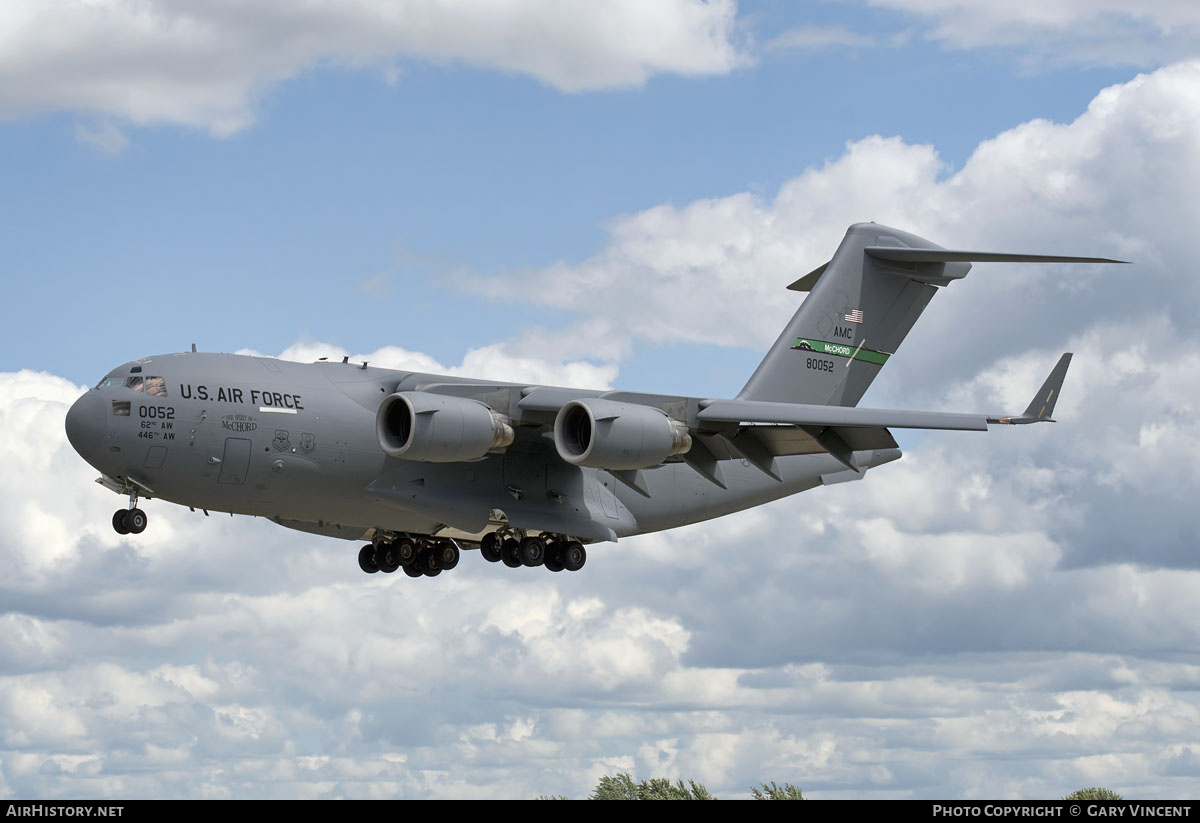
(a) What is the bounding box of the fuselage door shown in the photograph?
[218,437,252,485]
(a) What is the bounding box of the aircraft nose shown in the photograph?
[65,391,106,461]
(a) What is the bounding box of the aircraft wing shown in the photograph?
[696,400,989,431]
[702,352,1072,431]
[689,400,983,477]
[406,353,1071,484]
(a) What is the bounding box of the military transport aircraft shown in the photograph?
[64,223,1122,578]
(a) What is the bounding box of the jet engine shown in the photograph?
[377,391,514,462]
[553,398,691,470]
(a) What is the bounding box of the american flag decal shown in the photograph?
[844,308,864,324]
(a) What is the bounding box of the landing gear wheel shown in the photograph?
[126,508,148,534]
[376,542,401,573]
[395,538,417,567]
[519,536,545,567]
[563,541,586,572]
[112,510,130,535]
[480,532,502,563]
[544,542,565,572]
[501,537,522,568]
[418,546,442,577]
[358,545,380,574]
[402,563,423,578]
[437,541,460,570]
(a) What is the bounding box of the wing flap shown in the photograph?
[701,424,897,457]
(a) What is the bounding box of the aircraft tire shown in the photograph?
[501,538,522,568]
[358,545,380,574]
[437,541,460,570]
[519,536,545,567]
[395,538,417,567]
[402,563,423,578]
[480,533,502,563]
[112,510,130,535]
[544,542,565,572]
[376,542,401,573]
[418,546,442,577]
[563,542,586,572]
[126,508,148,534]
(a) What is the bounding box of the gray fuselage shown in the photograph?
[65,351,901,547]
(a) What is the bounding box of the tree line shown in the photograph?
[540,774,1124,800]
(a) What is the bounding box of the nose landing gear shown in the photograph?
[111,489,148,535]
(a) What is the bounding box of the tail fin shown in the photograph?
[737,223,1123,407]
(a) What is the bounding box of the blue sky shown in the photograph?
[2,0,1200,800]
[2,0,1134,393]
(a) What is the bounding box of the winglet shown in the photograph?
[988,353,1072,425]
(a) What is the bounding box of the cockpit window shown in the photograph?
[94,374,167,396]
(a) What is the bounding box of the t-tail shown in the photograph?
[737,222,1124,407]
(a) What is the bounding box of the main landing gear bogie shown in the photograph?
[360,530,587,578]
[360,536,460,578]
[480,530,587,574]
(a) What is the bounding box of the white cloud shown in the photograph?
[237,338,619,389]
[463,60,1200,405]
[0,0,745,134]
[872,0,1200,67]
[6,355,1200,797]
[8,61,1200,800]
[765,25,875,52]
[73,121,129,156]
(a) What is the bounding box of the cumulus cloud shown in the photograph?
[462,61,1200,404]
[0,0,745,134]
[235,338,619,389]
[7,321,1200,796]
[7,62,1200,799]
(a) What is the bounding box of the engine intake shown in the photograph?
[377,391,514,462]
[554,398,691,470]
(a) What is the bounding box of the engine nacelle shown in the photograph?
[376,391,514,462]
[553,398,691,470]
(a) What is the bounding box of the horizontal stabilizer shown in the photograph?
[788,246,1127,292]
[865,247,1128,265]
[989,353,1073,425]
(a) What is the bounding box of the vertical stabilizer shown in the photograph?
[738,223,969,407]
